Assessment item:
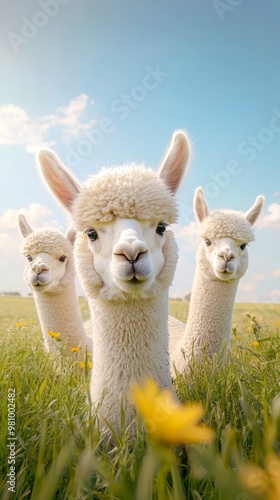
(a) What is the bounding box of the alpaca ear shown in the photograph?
[244,195,265,226]
[67,228,76,245]
[38,150,81,212]
[18,214,33,238]
[194,187,210,223]
[158,130,190,194]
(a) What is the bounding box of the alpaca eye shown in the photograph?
[205,239,212,246]
[156,223,167,236]
[240,243,247,250]
[86,229,99,241]
[26,255,33,262]
[59,255,67,262]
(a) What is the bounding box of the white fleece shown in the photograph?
[75,227,178,429]
[22,229,92,354]
[169,208,256,375]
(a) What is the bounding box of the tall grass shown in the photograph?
[0,297,279,499]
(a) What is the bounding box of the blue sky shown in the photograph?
[0,0,279,302]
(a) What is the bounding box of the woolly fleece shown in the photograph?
[21,228,92,354]
[169,210,257,375]
[169,265,239,374]
[74,215,179,430]
[199,210,255,242]
[72,164,178,229]
[22,228,73,257]
[37,131,190,435]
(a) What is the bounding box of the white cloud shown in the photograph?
[0,104,54,153]
[273,191,280,197]
[239,282,257,292]
[0,203,60,231]
[250,274,266,281]
[270,289,280,303]
[0,94,96,153]
[274,269,280,277]
[0,232,21,260]
[257,202,280,228]
[55,94,96,137]
[172,221,200,251]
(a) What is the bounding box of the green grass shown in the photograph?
[0,296,91,322]
[0,297,280,499]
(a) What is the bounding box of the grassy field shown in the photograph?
[0,297,279,499]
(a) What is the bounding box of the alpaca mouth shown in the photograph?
[214,268,237,281]
[223,267,234,274]
[30,277,53,289]
[122,273,151,285]
[114,272,153,293]
[215,261,236,274]
[113,261,153,284]
[130,275,150,284]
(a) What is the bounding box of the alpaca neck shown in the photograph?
[175,267,238,371]
[88,289,172,423]
[33,283,88,352]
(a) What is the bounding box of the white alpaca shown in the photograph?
[18,214,92,354]
[169,188,264,375]
[38,131,189,430]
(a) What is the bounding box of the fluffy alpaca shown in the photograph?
[38,130,189,430]
[18,214,92,354]
[169,188,264,375]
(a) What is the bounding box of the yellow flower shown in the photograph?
[131,379,215,445]
[77,360,92,369]
[70,346,81,353]
[253,340,260,347]
[239,454,280,499]
[15,321,28,327]
[47,330,61,340]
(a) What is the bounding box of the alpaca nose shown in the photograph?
[32,261,49,274]
[218,248,235,262]
[113,237,149,263]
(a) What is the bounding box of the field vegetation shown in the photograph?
[0,297,279,499]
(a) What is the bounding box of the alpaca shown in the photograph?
[38,130,189,430]
[169,188,264,375]
[18,214,92,354]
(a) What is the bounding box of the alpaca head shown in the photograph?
[18,214,76,294]
[194,188,264,282]
[38,131,189,300]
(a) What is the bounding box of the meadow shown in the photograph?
[0,296,279,499]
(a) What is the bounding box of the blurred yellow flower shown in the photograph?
[239,453,280,500]
[15,321,28,327]
[131,379,215,445]
[77,360,92,369]
[70,346,81,353]
[253,340,260,347]
[47,330,61,340]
